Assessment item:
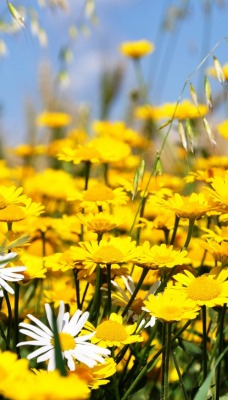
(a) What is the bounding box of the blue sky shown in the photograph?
[1,0,228,146]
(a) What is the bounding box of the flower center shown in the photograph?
[96,320,128,341]
[51,332,76,351]
[131,298,144,315]
[160,305,181,317]
[93,245,124,264]
[187,276,221,301]
[0,204,26,222]
[83,186,114,202]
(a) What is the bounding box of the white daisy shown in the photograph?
[17,301,111,371]
[0,252,26,296]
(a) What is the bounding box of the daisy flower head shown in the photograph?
[172,269,228,307]
[205,171,228,212]
[18,301,111,371]
[36,111,72,128]
[69,237,139,275]
[134,242,190,270]
[157,192,216,220]
[91,313,143,348]
[198,239,228,264]
[144,289,200,323]
[0,252,26,295]
[120,39,154,59]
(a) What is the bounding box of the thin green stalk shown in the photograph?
[133,58,147,102]
[120,320,192,400]
[172,349,189,400]
[84,161,91,190]
[90,265,102,323]
[136,196,147,245]
[161,323,172,400]
[106,264,112,316]
[215,303,227,400]
[170,215,180,245]
[201,305,208,383]
[103,163,109,186]
[4,290,12,350]
[111,348,120,400]
[81,282,90,308]
[73,268,81,309]
[13,282,20,355]
[122,268,148,317]
[183,218,195,250]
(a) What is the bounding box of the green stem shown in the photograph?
[183,218,195,250]
[133,58,147,102]
[122,268,148,318]
[172,349,189,400]
[73,268,81,309]
[161,323,172,400]
[90,265,102,323]
[215,303,227,400]
[13,282,20,355]
[84,161,91,190]
[103,163,109,186]
[136,196,147,245]
[111,348,120,400]
[120,320,192,400]
[81,282,90,308]
[106,264,112,316]
[4,290,12,350]
[202,305,208,383]
[170,215,180,245]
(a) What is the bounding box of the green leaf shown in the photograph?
[193,346,228,400]
[180,339,202,356]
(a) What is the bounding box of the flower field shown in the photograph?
[0,2,228,400]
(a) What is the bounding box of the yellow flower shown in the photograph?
[70,237,138,274]
[88,137,131,163]
[92,120,148,148]
[15,253,47,282]
[0,200,44,223]
[205,171,228,212]
[57,144,102,164]
[120,39,154,59]
[134,242,190,270]
[10,143,46,157]
[6,370,90,400]
[172,269,228,307]
[36,111,72,128]
[157,192,216,220]
[76,212,123,234]
[159,99,208,120]
[91,313,143,347]
[135,104,166,121]
[216,120,228,139]
[0,185,28,210]
[72,358,116,389]
[69,183,129,210]
[144,289,200,323]
[198,239,228,264]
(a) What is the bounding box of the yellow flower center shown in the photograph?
[187,276,221,301]
[51,332,76,351]
[83,186,114,202]
[96,320,128,342]
[93,245,124,264]
[0,204,26,222]
[88,218,115,233]
[131,298,144,315]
